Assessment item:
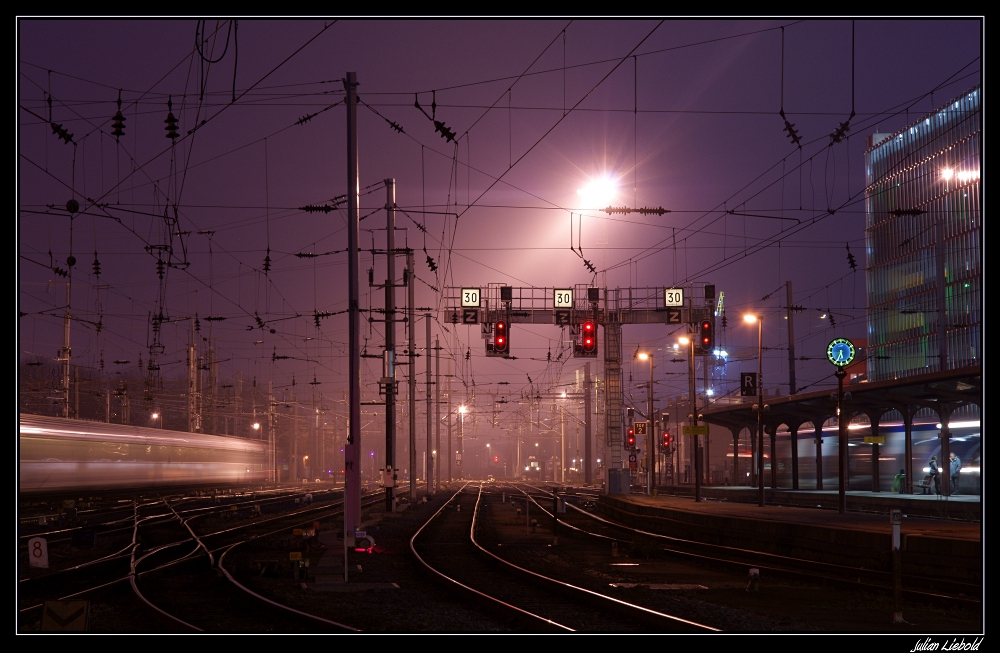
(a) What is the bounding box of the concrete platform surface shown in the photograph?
[612,492,981,540]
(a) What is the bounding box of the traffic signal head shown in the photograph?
[495,321,509,353]
[494,456,499,463]
[582,320,597,354]
[662,431,672,448]
[626,428,636,449]
[699,320,714,350]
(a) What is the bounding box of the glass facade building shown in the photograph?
[864,87,980,381]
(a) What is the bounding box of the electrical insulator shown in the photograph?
[164,97,179,140]
[51,122,74,144]
[156,258,165,279]
[93,253,101,278]
[111,91,126,138]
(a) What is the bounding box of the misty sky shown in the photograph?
[18,18,982,438]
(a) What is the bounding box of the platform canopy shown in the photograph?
[700,365,982,434]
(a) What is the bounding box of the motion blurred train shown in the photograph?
[19,413,267,494]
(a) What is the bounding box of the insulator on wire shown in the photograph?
[92,252,101,277]
[50,122,74,144]
[111,90,126,138]
[156,258,165,279]
[164,96,179,140]
[263,248,271,273]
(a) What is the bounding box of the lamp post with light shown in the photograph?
[638,352,654,495]
[458,405,466,480]
[744,314,765,507]
[151,412,162,429]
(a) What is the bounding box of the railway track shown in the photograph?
[19,486,379,632]
[519,483,981,608]
[410,483,719,633]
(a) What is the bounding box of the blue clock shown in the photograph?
[826,338,856,367]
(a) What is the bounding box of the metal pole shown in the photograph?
[690,340,700,502]
[425,314,432,498]
[61,280,71,418]
[786,280,797,394]
[647,356,654,495]
[435,335,441,491]
[269,380,275,484]
[344,71,362,541]
[447,359,452,482]
[458,409,464,479]
[837,367,847,514]
[584,362,592,486]
[384,178,397,512]
[891,510,904,623]
[560,404,565,483]
[408,250,416,502]
[757,317,765,507]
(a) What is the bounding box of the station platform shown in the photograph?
[596,490,981,584]
[649,484,981,521]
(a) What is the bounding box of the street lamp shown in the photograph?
[457,405,466,479]
[638,352,654,495]
[744,313,765,507]
[577,174,618,208]
[151,412,162,429]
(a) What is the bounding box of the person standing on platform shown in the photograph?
[949,453,962,495]
[892,469,906,493]
[927,455,940,494]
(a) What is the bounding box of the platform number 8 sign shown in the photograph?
[29,537,49,569]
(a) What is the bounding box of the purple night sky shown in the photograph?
[18,19,981,443]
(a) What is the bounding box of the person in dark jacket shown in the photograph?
[949,453,962,494]
[927,455,940,494]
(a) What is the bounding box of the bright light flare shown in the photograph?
[743,314,757,323]
[941,168,954,180]
[678,336,690,345]
[638,353,649,361]
[458,405,467,414]
[252,422,261,430]
[577,175,619,207]
[151,413,159,419]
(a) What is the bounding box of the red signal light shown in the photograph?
[582,321,597,354]
[699,320,714,350]
[495,321,509,353]
[494,456,499,463]
[626,428,636,449]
